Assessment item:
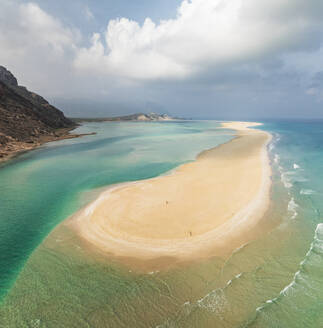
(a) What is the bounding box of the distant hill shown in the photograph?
[72,112,177,123]
[0,66,78,162]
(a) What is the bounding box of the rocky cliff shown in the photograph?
[0,66,77,161]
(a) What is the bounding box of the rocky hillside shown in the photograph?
[134,113,173,121]
[0,66,77,161]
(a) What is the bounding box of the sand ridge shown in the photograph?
[69,121,272,264]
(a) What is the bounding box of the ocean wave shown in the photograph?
[300,189,315,195]
[197,288,227,314]
[268,133,281,153]
[245,223,323,327]
[223,271,244,287]
[269,223,323,299]
[156,270,248,327]
[279,168,308,190]
[274,154,280,164]
[287,198,298,219]
[220,243,250,276]
[293,177,308,182]
[280,172,293,189]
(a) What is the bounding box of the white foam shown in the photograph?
[257,224,323,311]
[288,198,298,211]
[286,170,297,176]
[224,272,244,287]
[281,270,300,296]
[147,270,159,275]
[293,163,300,169]
[274,154,280,163]
[288,198,298,219]
[281,172,292,189]
[315,223,323,241]
[300,189,315,195]
[196,289,227,314]
[268,133,281,153]
[294,177,308,182]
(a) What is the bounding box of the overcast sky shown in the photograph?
[1,0,323,119]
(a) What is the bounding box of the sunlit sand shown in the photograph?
[69,122,272,265]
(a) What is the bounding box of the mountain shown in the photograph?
[0,66,78,162]
[72,112,176,122]
[134,113,174,121]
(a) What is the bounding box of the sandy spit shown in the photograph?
[68,121,272,267]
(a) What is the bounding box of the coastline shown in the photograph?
[67,121,272,268]
[1,120,321,328]
[0,126,95,164]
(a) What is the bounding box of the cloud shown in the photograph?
[0,1,78,56]
[74,0,323,81]
[306,71,323,100]
[84,6,94,21]
[1,0,323,118]
[0,1,80,94]
[20,3,78,53]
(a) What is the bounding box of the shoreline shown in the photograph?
[67,121,272,268]
[0,126,95,165]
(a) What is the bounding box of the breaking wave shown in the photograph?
[300,189,315,195]
[244,223,323,327]
[287,198,299,219]
[268,133,280,153]
[155,270,248,328]
[273,154,280,164]
[280,171,293,189]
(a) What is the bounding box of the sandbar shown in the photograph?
[69,122,272,265]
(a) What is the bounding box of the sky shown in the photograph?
[1,0,323,119]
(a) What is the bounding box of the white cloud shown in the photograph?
[74,0,323,81]
[0,1,78,56]
[84,6,94,21]
[20,3,75,51]
[0,1,80,93]
[1,0,323,117]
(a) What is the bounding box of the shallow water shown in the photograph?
[0,121,233,299]
[1,120,323,327]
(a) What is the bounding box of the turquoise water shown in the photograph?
[0,120,233,299]
[244,120,323,327]
[1,119,323,327]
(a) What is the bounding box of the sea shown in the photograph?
[0,119,322,327]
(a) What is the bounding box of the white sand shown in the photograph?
[69,122,272,266]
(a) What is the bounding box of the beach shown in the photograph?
[69,122,272,265]
[2,119,322,328]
